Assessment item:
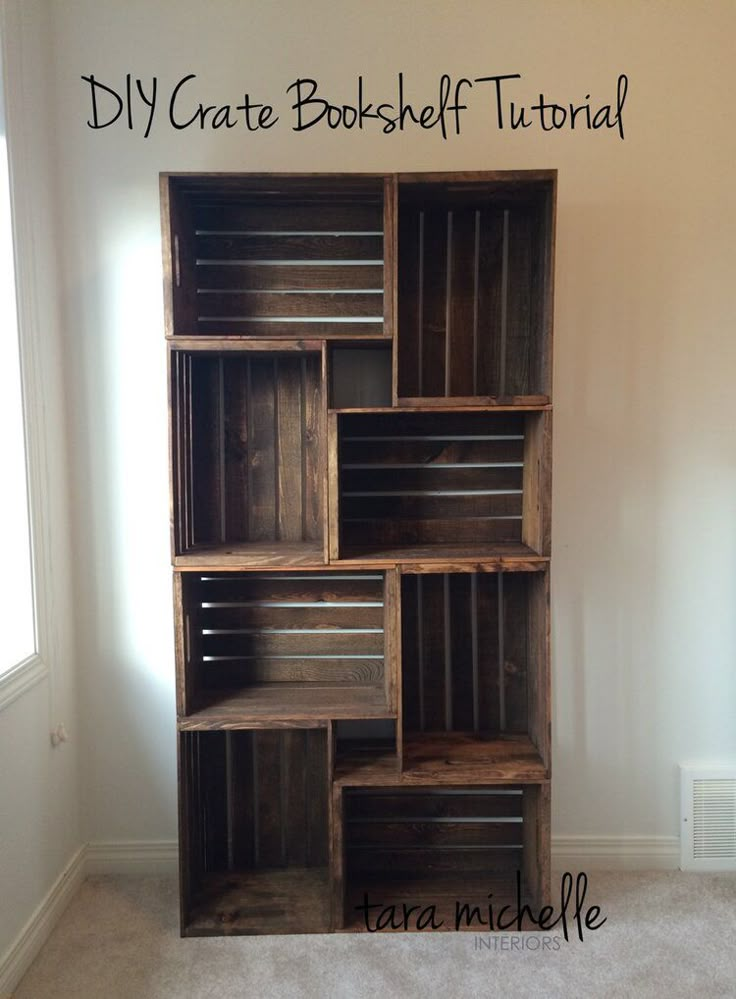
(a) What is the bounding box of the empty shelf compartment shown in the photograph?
[176,570,391,723]
[163,174,388,338]
[400,569,549,780]
[180,728,330,935]
[342,783,548,929]
[335,410,549,559]
[171,348,325,563]
[397,174,554,403]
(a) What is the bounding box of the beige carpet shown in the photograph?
[12,872,736,998]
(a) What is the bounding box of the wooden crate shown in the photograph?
[333,410,550,562]
[162,174,392,339]
[400,568,549,783]
[340,783,550,930]
[179,729,329,935]
[170,344,326,566]
[174,570,395,725]
[396,173,555,405]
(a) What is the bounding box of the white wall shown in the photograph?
[43,0,736,851]
[0,0,81,963]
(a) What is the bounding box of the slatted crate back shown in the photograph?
[183,729,328,873]
[396,178,554,404]
[180,729,330,934]
[337,411,528,549]
[344,786,524,880]
[401,572,530,737]
[182,571,386,702]
[165,175,387,338]
[171,350,323,554]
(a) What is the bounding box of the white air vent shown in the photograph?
[680,766,736,871]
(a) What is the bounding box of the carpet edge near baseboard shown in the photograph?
[0,834,679,992]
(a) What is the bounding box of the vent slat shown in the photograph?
[681,768,736,870]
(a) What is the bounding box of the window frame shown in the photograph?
[0,3,53,710]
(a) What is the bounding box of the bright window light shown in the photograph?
[0,83,35,676]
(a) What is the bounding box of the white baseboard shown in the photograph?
[85,839,179,876]
[0,841,177,993]
[84,836,678,875]
[0,845,86,995]
[552,835,680,870]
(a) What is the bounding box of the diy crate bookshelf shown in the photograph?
[163,170,555,935]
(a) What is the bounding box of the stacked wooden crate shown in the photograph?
[162,170,555,934]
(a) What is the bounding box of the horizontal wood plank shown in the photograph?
[196,320,384,337]
[341,518,522,547]
[178,684,394,727]
[174,540,326,568]
[193,202,383,233]
[341,494,522,520]
[196,263,384,291]
[340,412,525,438]
[199,604,384,629]
[341,466,523,492]
[201,630,384,657]
[334,543,544,566]
[402,733,547,784]
[347,847,523,874]
[202,657,384,685]
[197,290,382,319]
[346,790,523,820]
[196,233,383,262]
[339,439,524,465]
[348,820,523,848]
[196,573,384,603]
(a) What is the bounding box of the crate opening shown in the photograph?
[166,175,386,337]
[171,349,324,562]
[396,177,553,402]
[180,728,329,935]
[180,571,390,721]
[329,344,393,409]
[342,785,540,931]
[400,570,548,779]
[337,410,546,560]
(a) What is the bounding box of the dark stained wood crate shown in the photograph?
[396,174,555,405]
[340,783,549,930]
[175,571,394,724]
[162,175,390,338]
[170,346,326,566]
[179,728,329,935]
[334,410,550,561]
[400,568,549,782]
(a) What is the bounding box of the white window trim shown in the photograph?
[0,2,54,710]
